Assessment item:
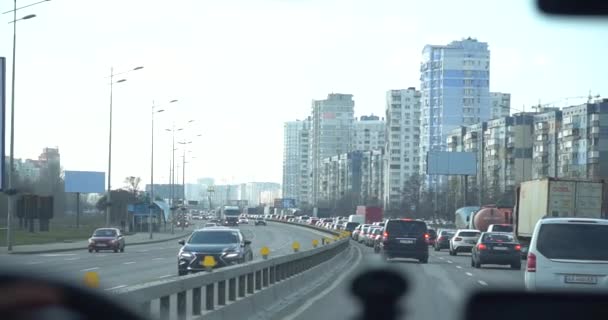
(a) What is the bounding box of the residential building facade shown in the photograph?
[353,115,385,152]
[309,93,355,205]
[383,88,422,211]
[419,38,491,185]
[282,119,311,206]
[533,109,562,179]
[490,92,511,119]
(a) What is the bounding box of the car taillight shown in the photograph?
[477,243,487,250]
[383,231,389,239]
[454,237,462,241]
[514,244,521,251]
[424,233,430,239]
[527,253,536,272]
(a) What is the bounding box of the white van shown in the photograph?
[525,218,608,291]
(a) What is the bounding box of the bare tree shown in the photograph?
[123,176,142,198]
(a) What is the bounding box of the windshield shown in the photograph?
[224,209,240,216]
[459,231,481,237]
[93,229,116,237]
[537,224,608,261]
[188,231,239,245]
[386,221,427,235]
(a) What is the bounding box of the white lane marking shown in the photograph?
[123,261,136,265]
[26,261,43,265]
[466,272,473,277]
[478,280,488,286]
[81,267,99,272]
[105,285,127,291]
[64,258,80,261]
[94,255,107,257]
[152,257,164,261]
[283,245,362,320]
[137,250,149,253]
[438,257,445,260]
[447,260,453,264]
[40,253,77,257]
[456,265,462,269]
[159,274,173,279]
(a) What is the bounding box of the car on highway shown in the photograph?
[344,222,360,233]
[525,218,608,291]
[351,224,362,241]
[372,227,384,253]
[434,229,455,251]
[203,222,218,228]
[426,228,437,246]
[238,217,249,224]
[449,229,481,256]
[88,228,125,253]
[254,218,267,226]
[471,232,521,269]
[177,227,253,275]
[358,225,373,243]
[379,219,429,263]
[366,227,382,247]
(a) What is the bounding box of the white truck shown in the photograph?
[348,214,365,224]
[514,178,605,257]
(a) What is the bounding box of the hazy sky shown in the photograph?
[1,0,606,188]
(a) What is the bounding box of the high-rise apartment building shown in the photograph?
[383,88,421,211]
[353,115,385,152]
[491,92,511,119]
[419,38,491,182]
[282,119,311,206]
[310,93,355,205]
[533,109,562,179]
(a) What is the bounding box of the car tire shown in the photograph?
[113,248,118,253]
[95,249,99,253]
[470,259,475,267]
[178,270,187,276]
[419,256,428,264]
[120,246,125,253]
[474,259,481,269]
[88,248,93,253]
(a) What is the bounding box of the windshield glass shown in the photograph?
[93,229,116,237]
[537,224,608,261]
[459,231,481,237]
[188,231,239,244]
[386,221,427,235]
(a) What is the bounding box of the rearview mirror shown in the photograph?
[178,240,185,245]
[244,240,252,246]
[537,0,608,16]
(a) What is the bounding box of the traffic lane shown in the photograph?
[289,241,523,320]
[0,222,334,290]
[431,250,524,288]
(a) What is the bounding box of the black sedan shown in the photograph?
[177,228,253,276]
[254,218,267,226]
[434,229,455,251]
[88,228,125,253]
[471,232,521,270]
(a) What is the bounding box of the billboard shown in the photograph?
[274,198,296,209]
[426,151,477,175]
[64,171,105,193]
[0,58,5,191]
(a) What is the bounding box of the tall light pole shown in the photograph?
[3,0,49,251]
[149,99,176,239]
[106,65,143,227]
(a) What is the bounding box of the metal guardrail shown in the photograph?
[114,223,349,320]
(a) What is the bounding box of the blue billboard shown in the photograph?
[64,171,105,193]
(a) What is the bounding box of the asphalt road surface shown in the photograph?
[286,240,524,320]
[0,221,328,290]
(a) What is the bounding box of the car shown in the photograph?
[366,227,383,247]
[254,218,267,226]
[525,218,608,291]
[344,222,360,233]
[88,228,125,253]
[351,224,362,241]
[379,219,429,263]
[449,229,481,256]
[434,229,455,251]
[238,218,249,224]
[203,222,218,228]
[177,228,253,276]
[359,225,373,243]
[487,224,514,233]
[471,232,521,269]
[426,228,437,246]
[373,228,384,253]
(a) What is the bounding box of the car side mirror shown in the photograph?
[244,240,252,246]
[178,240,185,245]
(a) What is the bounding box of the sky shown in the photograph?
[0,0,607,188]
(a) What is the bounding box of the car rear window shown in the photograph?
[483,233,514,243]
[536,223,608,261]
[491,225,513,232]
[385,220,427,235]
[458,231,480,237]
[441,231,455,237]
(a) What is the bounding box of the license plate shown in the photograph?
[399,239,414,244]
[565,275,597,284]
[493,246,508,250]
[466,240,476,244]
[97,243,107,247]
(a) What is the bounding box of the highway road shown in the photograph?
[0,221,327,291]
[287,240,524,320]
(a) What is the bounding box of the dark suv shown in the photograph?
[379,219,429,263]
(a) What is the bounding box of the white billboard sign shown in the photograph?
[426,151,477,175]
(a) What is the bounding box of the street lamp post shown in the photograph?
[3,0,49,252]
[149,99,176,239]
[106,66,143,227]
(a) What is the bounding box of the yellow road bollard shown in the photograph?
[292,241,300,252]
[312,239,319,248]
[202,255,217,272]
[83,271,100,289]
[260,246,270,259]
[333,235,339,241]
